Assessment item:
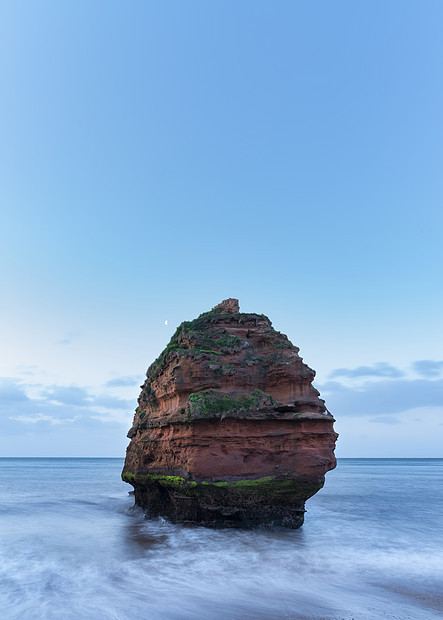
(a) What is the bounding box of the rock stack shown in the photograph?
[122,299,337,528]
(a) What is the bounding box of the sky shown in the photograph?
[1,1,442,457]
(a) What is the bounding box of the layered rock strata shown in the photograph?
[122,299,338,528]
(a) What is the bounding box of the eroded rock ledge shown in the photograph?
[122,299,338,528]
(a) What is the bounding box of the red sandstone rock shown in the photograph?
[212,298,239,313]
[122,299,338,528]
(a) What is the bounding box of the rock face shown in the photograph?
[122,299,338,528]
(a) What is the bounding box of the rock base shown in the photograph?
[124,473,323,529]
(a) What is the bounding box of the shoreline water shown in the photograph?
[1,458,442,619]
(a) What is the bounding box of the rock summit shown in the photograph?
[122,299,338,528]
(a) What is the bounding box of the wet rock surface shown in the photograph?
[122,299,338,528]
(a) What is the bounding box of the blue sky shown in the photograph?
[1,1,442,457]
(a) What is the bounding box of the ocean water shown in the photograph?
[1,458,442,620]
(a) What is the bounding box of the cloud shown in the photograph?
[105,376,141,388]
[10,414,79,425]
[38,385,133,411]
[92,395,133,410]
[0,377,134,436]
[319,377,443,417]
[0,378,30,404]
[369,416,403,425]
[14,364,41,376]
[329,362,404,379]
[42,385,90,407]
[412,360,443,378]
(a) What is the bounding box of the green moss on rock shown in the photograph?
[144,309,259,384]
[122,471,322,505]
[186,388,275,418]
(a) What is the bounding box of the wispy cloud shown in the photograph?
[42,385,90,407]
[38,385,133,410]
[319,376,443,417]
[0,377,134,435]
[0,378,30,404]
[92,395,133,410]
[329,362,404,379]
[10,414,79,425]
[105,376,141,388]
[412,360,443,378]
[14,364,41,377]
[369,416,403,425]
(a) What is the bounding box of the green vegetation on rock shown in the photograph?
[187,388,275,418]
[121,471,322,503]
[122,472,197,488]
[145,308,251,383]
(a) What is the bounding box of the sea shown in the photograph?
[1,458,442,620]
